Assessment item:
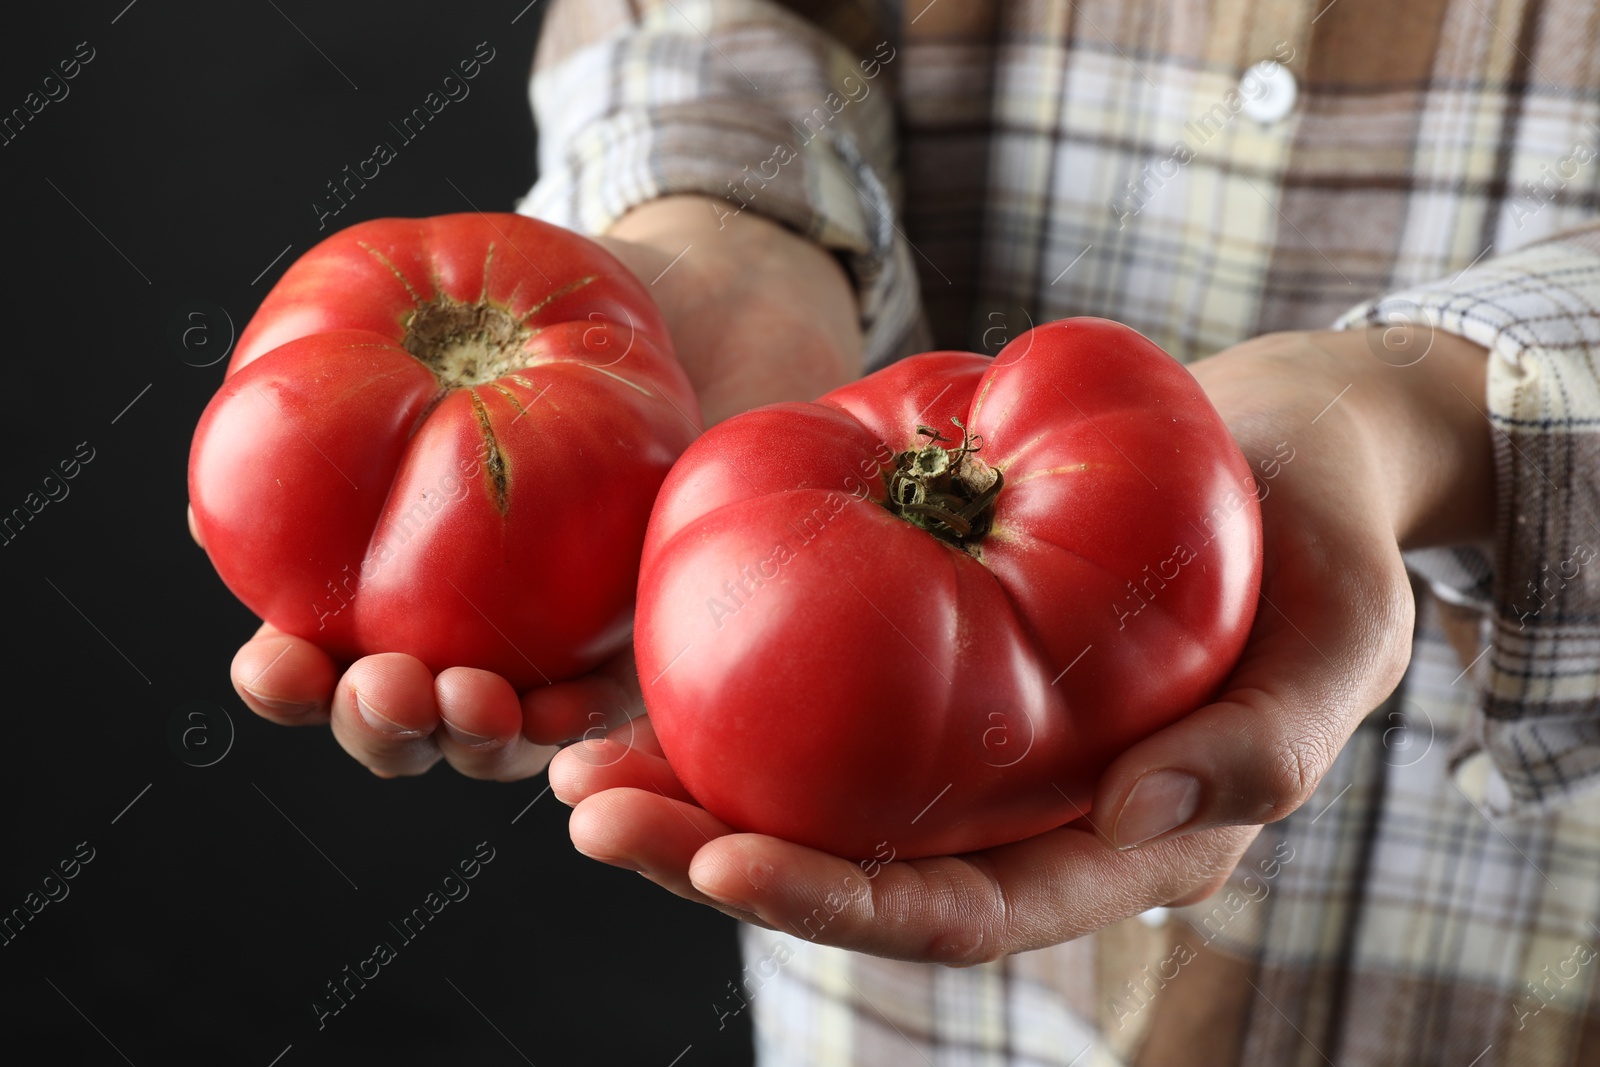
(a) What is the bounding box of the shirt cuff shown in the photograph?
[516,3,921,369]
[1334,227,1600,814]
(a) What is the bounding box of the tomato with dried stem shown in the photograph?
[189,213,700,689]
[636,318,1261,859]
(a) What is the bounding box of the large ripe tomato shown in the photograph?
[189,214,699,689]
[636,319,1260,859]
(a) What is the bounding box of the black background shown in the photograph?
[0,2,752,1063]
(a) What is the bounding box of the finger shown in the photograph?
[687,823,1259,965]
[568,788,769,926]
[328,653,444,778]
[1094,547,1413,849]
[604,711,666,758]
[231,622,338,726]
[520,650,643,745]
[187,504,203,547]
[548,717,689,805]
[434,667,558,781]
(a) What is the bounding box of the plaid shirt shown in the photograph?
[521,1,1600,1063]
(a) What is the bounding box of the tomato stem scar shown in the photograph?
[885,416,1001,549]
[402,297,530,388]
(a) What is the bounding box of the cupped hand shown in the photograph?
[193,503,644,780]
[228,623,560,780]
[198,196,863,779]
[548,326,1493,962]
[553,715,1260,962]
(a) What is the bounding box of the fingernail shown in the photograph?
[355,693,418,735]
[441,720,495,747]
[692,859,768,907]
[574,847,644,874]
[692,878,744,908]
[690,884,762,925]
[1112,770,1201,850]
[243,687,318,716]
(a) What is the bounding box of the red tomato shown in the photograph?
[636,319,1261,859]
[189,214,699,689]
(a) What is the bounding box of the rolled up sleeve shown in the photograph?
[519,0,922,367]
[1336,226,1600,814]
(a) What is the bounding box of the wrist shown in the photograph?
[606,195,854,303]
[605,194,735,247]
[1306,327,1492,550]
[601,195,864,421]
[1192,329,1492,551]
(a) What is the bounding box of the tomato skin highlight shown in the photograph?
[189,214,701,689]
[637,319,1262,860]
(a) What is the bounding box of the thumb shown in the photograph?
[1093,558,1414,850]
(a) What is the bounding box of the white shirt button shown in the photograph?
[1241,60,1297,124]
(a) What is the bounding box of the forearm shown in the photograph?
[1191,328,1493,552]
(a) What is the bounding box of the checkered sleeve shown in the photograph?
[1335,226,1600,814]
[516,0,922,368]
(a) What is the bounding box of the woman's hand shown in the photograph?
[546,325,1493,961]
[203,196,864,779]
